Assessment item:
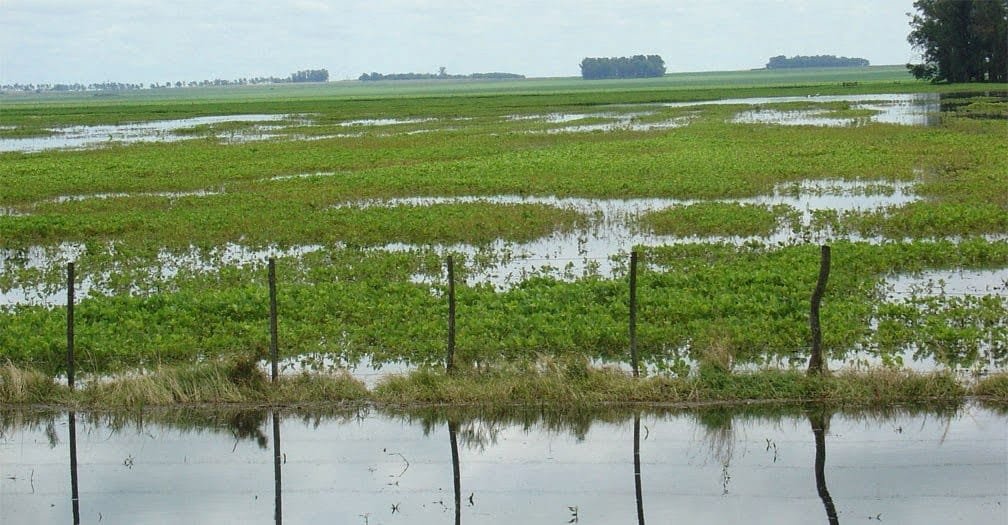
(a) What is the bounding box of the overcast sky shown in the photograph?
[1,0,919,85]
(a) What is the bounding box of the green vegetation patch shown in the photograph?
[1,200,585,248]
[0,360,978,408]
[974,373,1008,399]
[639,202,798,237]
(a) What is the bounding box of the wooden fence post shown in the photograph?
[66,262,75,390]
[807,245,831,375]
[446,256,456,373]
[629,251,639,378]
[269,258,279,384]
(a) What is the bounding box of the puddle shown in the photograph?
[261,354,415,389]
[0,114,299,153]
[267,171,339,181]
[0,242,325,308]
[341,179,919,289]
[48,189,223,205]
[502,94,945,132]
[339,117,436,127]
[1,404,1003,524]
[0,179,943,307]
[883,268,1008,299]
[506,110,694,133]
[728,94,940,127]
[662,93,942,127]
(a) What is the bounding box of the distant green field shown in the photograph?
[1,65,918,107]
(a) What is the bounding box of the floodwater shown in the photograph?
[722,93,941,127]
[0,178,926,308]
[0,115,296,153]
[361,178,922,288]
[1,404,1004,524]
[0,93,958,154]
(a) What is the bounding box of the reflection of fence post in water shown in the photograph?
[66,262,75,390]
[809,412,839,525]
[633,414,645,525]
[273,410,283,525]
[448,420,461,525]
[68,411,80,525]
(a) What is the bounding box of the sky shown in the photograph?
[0,0,920,85]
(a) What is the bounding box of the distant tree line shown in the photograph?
[907,0,1007,82]
[1,68,330,94]
[765,55,870,69]
[289,69,329,82]
[579,55,666,80]
[359,69,524,81]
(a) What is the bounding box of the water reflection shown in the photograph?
[809,411,839,525]
[273,410,283,525]
[633,414,645,525]
[449,419,461,525]
[1,402,1004,524]
[68,411,80,525]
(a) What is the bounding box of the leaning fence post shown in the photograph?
[66,262,75,390]
[268,258,279,384]
[807,245,831,375]
[629,251,639,378]
[446,256,456,373]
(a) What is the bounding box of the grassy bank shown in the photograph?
[3,360,1003,408]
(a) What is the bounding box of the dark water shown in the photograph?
[1,404,1005,524]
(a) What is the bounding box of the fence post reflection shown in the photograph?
[449,419,461,525]
[68,411,80,525]
[273,410,283,525]
[634,414,645,525]
[809,411,839,525]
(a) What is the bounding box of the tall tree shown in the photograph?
[907,0,1008,82]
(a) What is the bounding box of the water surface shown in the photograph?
[1,404,1003,524]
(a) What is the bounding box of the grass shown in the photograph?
[0,359,991,408]
[374,362,968,405]
[639,203,798,237]
[974,373,1008,399]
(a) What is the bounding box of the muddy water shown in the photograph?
[1,404,1003,524]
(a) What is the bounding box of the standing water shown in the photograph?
[1,404,1004,524]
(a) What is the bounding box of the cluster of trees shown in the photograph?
[907,0,1007,82]
[359,68,523,81]
[2,68,330,94]
[579,55,666,80]
[289,69,329,82]
[765,55,870,69]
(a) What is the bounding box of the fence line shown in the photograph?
[60,243,989,381]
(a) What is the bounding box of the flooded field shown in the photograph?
[1,404,1004,524]
[2,85,1005,380]
[0,115,298,153]
[3,92,993,154]
[0,178,943,307]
